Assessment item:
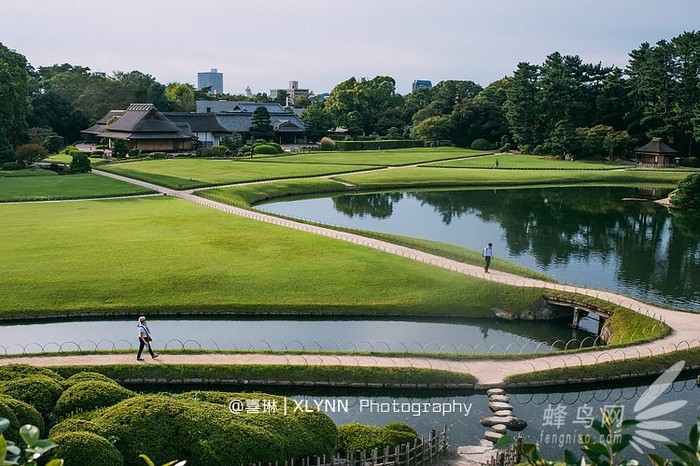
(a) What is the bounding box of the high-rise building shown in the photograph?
[197,68,224,95]
[270,80,311,105]
[412,80,432,91]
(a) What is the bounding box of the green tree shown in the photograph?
[42,135,65,154]
[544,119,578,158]
[164,83,196,112]
[112,139,129,158]
[15,143,48,166]
[505,62,543,148]
[300,103,332,142]
[451,96,508,148]
[249,106,274,141]
[0,42,30,156]
[413,115,453,143]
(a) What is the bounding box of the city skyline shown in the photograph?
[1,0,698,95]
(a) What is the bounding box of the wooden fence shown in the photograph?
[246,425,449,466]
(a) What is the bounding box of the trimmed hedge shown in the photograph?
[253,144,281,155]
[337,422,419,453]
[0,395,44,436]
[62,371,120,388]
[334,140,424,151]
[0,374,64,416]
[50,431,124,466]
[49,418,102,438]
[0,399,20,442]
[63,394,338,466]
[0,364,64,383]
[53,380,135,420]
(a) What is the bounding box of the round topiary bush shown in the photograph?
[49,418,102,438]
[50,431,124,466]
[470,138,493,151]
[62,371,120,389]
[1,161,22,171]
[268,142,284,153]
[53,380,135,420]
[90,394,337,466]
[0,395,44,436]
[0,399,20,442]
[681,156,700,168]
[0,374,64,416]
[337,422,419,453]
[320,136,336,151]
[0,364,64,383]
[253,144,280,155]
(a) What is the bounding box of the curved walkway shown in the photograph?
[4,170,700,387]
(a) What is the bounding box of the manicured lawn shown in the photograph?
[425,153,626,169]
[0,196,545,318]
[0,172,155,202]
[98,159,380,189]
[254,147,489,166]
[332,166,687,189]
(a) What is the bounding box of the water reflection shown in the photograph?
[260,187,700,311]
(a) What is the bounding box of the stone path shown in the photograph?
[3,169,699,387]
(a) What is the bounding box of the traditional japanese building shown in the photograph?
[83,104,193,152]
[634,137,678,167]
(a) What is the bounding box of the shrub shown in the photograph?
[0,375,64,416]
[50,431,124,466]
[670,172,700,209]
[62,371,120,388]
[53,381,135,420]
[1,161,22,171]
[337,422,419,453]
[334,140,423,151]
[15,143,48,165]
[204,145,229,157]
[49,418,102,438]
[0,399,20,442]
[85,394,336,466]
[42,135,65,154]
[0,364,64,383]
[681,156,700,167]
[0,396,44,436]
[92,150,105,157]
[253,144,280,155]
[268,142,284,153]
[319,137,336,151]
[470,138,493,151]
[112,139,129,158]
[70,153,92,174]
[150,152,167,159]
[239,145,253,157]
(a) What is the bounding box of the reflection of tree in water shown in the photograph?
[409,188,699,305]
[332,193,403,219]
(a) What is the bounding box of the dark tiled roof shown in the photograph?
[196,100,295,115]
[635,137,678,155]
[163,113,231,133]
[82,104,192,141]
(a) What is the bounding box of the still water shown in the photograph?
[259,187,700,312]
[0,316,598,355]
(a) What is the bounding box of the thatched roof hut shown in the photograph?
[635,137,678,166]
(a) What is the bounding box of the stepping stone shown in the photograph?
[489,401,513,412]
[486,388,505,396]
[493,409,513,416]
[481,415,514,427]
[491,424,508,435]
[489,394,510,403]
[483,431,503,443]
[458,445,492,454]
[479,439,494,448]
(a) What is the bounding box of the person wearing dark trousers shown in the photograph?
[482,242,493,273]
[137,316,159,361]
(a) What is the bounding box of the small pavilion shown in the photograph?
[634,137,678,167]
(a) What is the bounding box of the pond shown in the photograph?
[0,316,599,355]
[258,187,700,312]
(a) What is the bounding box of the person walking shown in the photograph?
[136,316,159,361]
[482,243,493,273]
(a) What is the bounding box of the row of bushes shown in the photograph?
[0,365,417,466]
[333,140,425,151]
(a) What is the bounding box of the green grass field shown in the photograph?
[0,172,155,201]
[425,153,626,169]
[0,196,546,318]
[252,147,488,166]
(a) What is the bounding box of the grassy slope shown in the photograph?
[0,196,544,318]
[0,172,154,201]
[425,153,626,169]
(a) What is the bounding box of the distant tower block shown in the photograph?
[198,68,224,95]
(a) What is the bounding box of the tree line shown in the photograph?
[1,30,699,163]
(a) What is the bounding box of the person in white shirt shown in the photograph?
[482,243,493,273]
[136,316,159,361]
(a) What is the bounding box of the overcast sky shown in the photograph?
[2,0,698,95]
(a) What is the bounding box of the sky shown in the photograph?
[1,0,698,96]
